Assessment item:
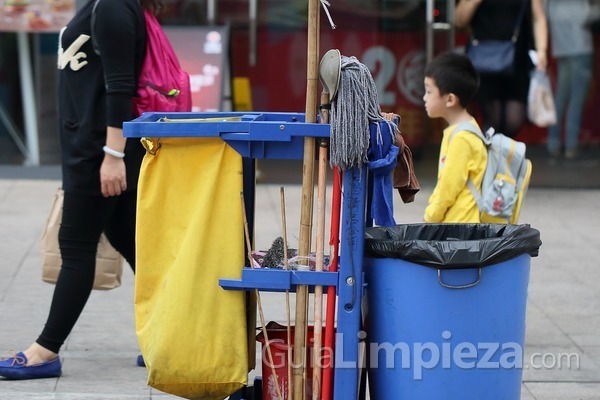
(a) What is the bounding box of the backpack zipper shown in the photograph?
[145,81,181,97]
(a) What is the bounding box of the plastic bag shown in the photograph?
[364,223,541,269]
[527,70,557,127]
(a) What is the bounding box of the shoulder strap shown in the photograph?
[471,0,528,43]
[91,0,102,55]
[512,0,529,42]
[450,121,490,145]
[449,121,488,209]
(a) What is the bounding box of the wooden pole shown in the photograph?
[280,187,293,400]
[293,0,320,398]
[241,193,283,400]
[312,92,330,399]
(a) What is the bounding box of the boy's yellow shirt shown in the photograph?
[424,119,487,223]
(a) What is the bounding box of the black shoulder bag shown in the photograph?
[466,0,528,75]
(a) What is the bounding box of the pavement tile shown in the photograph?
[523,344,600,382]
[524,382,600,400]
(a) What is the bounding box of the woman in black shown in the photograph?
[455,0,548,138]
[0,0,162,379]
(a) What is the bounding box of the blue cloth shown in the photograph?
[367,122,399,227]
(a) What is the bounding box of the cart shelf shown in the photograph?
[219,268,339,292]
[123,111,330,159]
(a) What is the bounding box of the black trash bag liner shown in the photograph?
[365,223,541,269]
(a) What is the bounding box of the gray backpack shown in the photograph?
[451,122,532,224]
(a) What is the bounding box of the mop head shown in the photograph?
[329,55,398,170]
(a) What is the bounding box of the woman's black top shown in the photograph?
[57,0,146,195]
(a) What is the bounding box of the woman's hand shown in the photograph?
[101,126,127,197]
[100,154,127,197]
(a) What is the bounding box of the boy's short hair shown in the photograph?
[424,51,479,109]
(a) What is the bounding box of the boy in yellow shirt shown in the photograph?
[423,52,486,223]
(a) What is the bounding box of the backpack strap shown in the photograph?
[450,121,490,144]
[449,121,489,210]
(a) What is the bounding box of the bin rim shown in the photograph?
[364,223,541,269]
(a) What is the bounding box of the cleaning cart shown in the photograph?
[123,111,369,400]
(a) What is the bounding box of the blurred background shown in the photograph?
[0,0,598,187]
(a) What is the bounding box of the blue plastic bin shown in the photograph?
[363,224,541,400]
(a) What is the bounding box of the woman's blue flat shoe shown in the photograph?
[137,355,145,367]
[0,352,61,380]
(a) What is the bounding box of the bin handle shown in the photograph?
[437,268,481,289]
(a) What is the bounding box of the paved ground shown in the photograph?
[0,151,599,399]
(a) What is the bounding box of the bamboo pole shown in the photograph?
[240,193,283,400]
[293,0,320,398]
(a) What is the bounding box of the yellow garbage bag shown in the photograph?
[135,137,247,399]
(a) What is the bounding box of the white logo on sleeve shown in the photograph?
[57,27,90,71]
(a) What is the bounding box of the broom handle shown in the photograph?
[280,187,293,400]
[322,166,341,400]
[240,192,283,400]
[294,0,320,398]
[312,91,330,400]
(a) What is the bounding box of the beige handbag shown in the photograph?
[41,189,123,290]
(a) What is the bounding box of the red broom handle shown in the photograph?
[321,166,342,400]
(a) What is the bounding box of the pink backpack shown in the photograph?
[92,3,192,117]
[133,10,192,117]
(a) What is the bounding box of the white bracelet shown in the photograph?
[102,145,125,158]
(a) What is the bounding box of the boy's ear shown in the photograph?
[445,93,459,108]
